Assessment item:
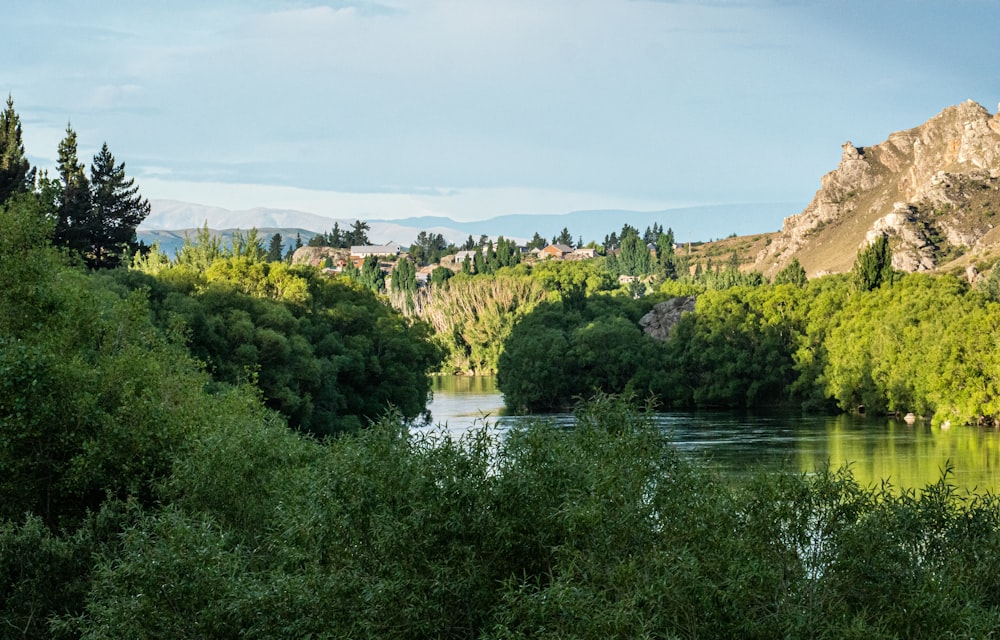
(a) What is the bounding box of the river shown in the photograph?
[424,375,1000,493]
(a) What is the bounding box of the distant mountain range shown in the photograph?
[138,199,797,255]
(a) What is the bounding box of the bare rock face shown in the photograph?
[292,246,350,267]
[639,297,696,342]
[756,100,1000,276]
[863,203,936,272]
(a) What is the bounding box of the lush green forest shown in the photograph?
[494,258,1000,427]
[5,96,1000,637]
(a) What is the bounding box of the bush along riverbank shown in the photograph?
[7,394,1000,638]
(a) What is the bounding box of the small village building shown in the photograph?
[350,243,401,268]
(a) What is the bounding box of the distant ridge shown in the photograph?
[140,200,797,250]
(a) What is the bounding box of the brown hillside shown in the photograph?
[753,100,1000,278]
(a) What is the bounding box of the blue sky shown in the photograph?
[4,0,999,225]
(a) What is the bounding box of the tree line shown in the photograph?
[1,96,151,269]
[496,237,1000,427]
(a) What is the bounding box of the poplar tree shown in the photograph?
[0,95,34,204]
[852,234,895,291]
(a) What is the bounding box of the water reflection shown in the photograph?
[426,376,1000,493]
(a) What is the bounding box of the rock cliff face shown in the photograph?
[639,297,696,342]
[755,100,1000,277]
[292,246,351,267]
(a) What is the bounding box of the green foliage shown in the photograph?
[174,222,224,271]
[390,256,417,294]
[409,230,449,265]
[49,128,150,269]
[121,269,441,436]
[431,264,454,286]
[608,224,652,277]
[774,257,808,286]
[499,286,803,412]
[498,296,666,411]
[356,254,385,292]
[553,226,573,246]
[422,275,549,373]
[88,142,151,269]
[16,395,995,639]
[0,94,35,205]
[852,233,895,291]
[663,286,800,408]
[266,232,284,262]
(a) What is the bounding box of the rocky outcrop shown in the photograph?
[292,246,350,267]
[863,203,936,272]
[639,297,696,342]
[756,100,1000,276]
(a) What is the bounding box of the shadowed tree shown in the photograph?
[88,142,151,269]
[0,95,34,205]
[52,124,93,259]
[852,234,895,292]
[266,233,284,262]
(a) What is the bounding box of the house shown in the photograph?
[350,243,401,267]
[351,243,401,260]
[540,243,573,259]
[569,247,598,260]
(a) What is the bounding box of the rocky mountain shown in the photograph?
[754,100,1000,278]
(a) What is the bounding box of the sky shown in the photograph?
[4,0,999,226]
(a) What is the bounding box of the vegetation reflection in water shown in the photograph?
[428,375,1000,493]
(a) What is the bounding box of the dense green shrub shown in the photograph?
[66,396,1000,639]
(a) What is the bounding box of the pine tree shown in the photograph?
[0,95,34,204]
[656,228,676,279]
[555,227,573,246]
[88,142,151,268]
[348,220,371,247]
[53,124,94,260]
[267,233,284,262]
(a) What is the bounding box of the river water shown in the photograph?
[424,375,1000,494]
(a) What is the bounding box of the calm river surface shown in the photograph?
[424,375,1000,494]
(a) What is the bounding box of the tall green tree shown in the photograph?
[347,220,371,247]
[553,227,573,246]
[774,257,808,287]
[88,142,151,269]
[613,225,652,277]
[358,255,385,292]
[0,95,34,204]
[656,228,676,279]
[53,124,93,258]
[852,234,895,292]
[266,233,284,262]
[390,257,417,294]
[409,231,448,265]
